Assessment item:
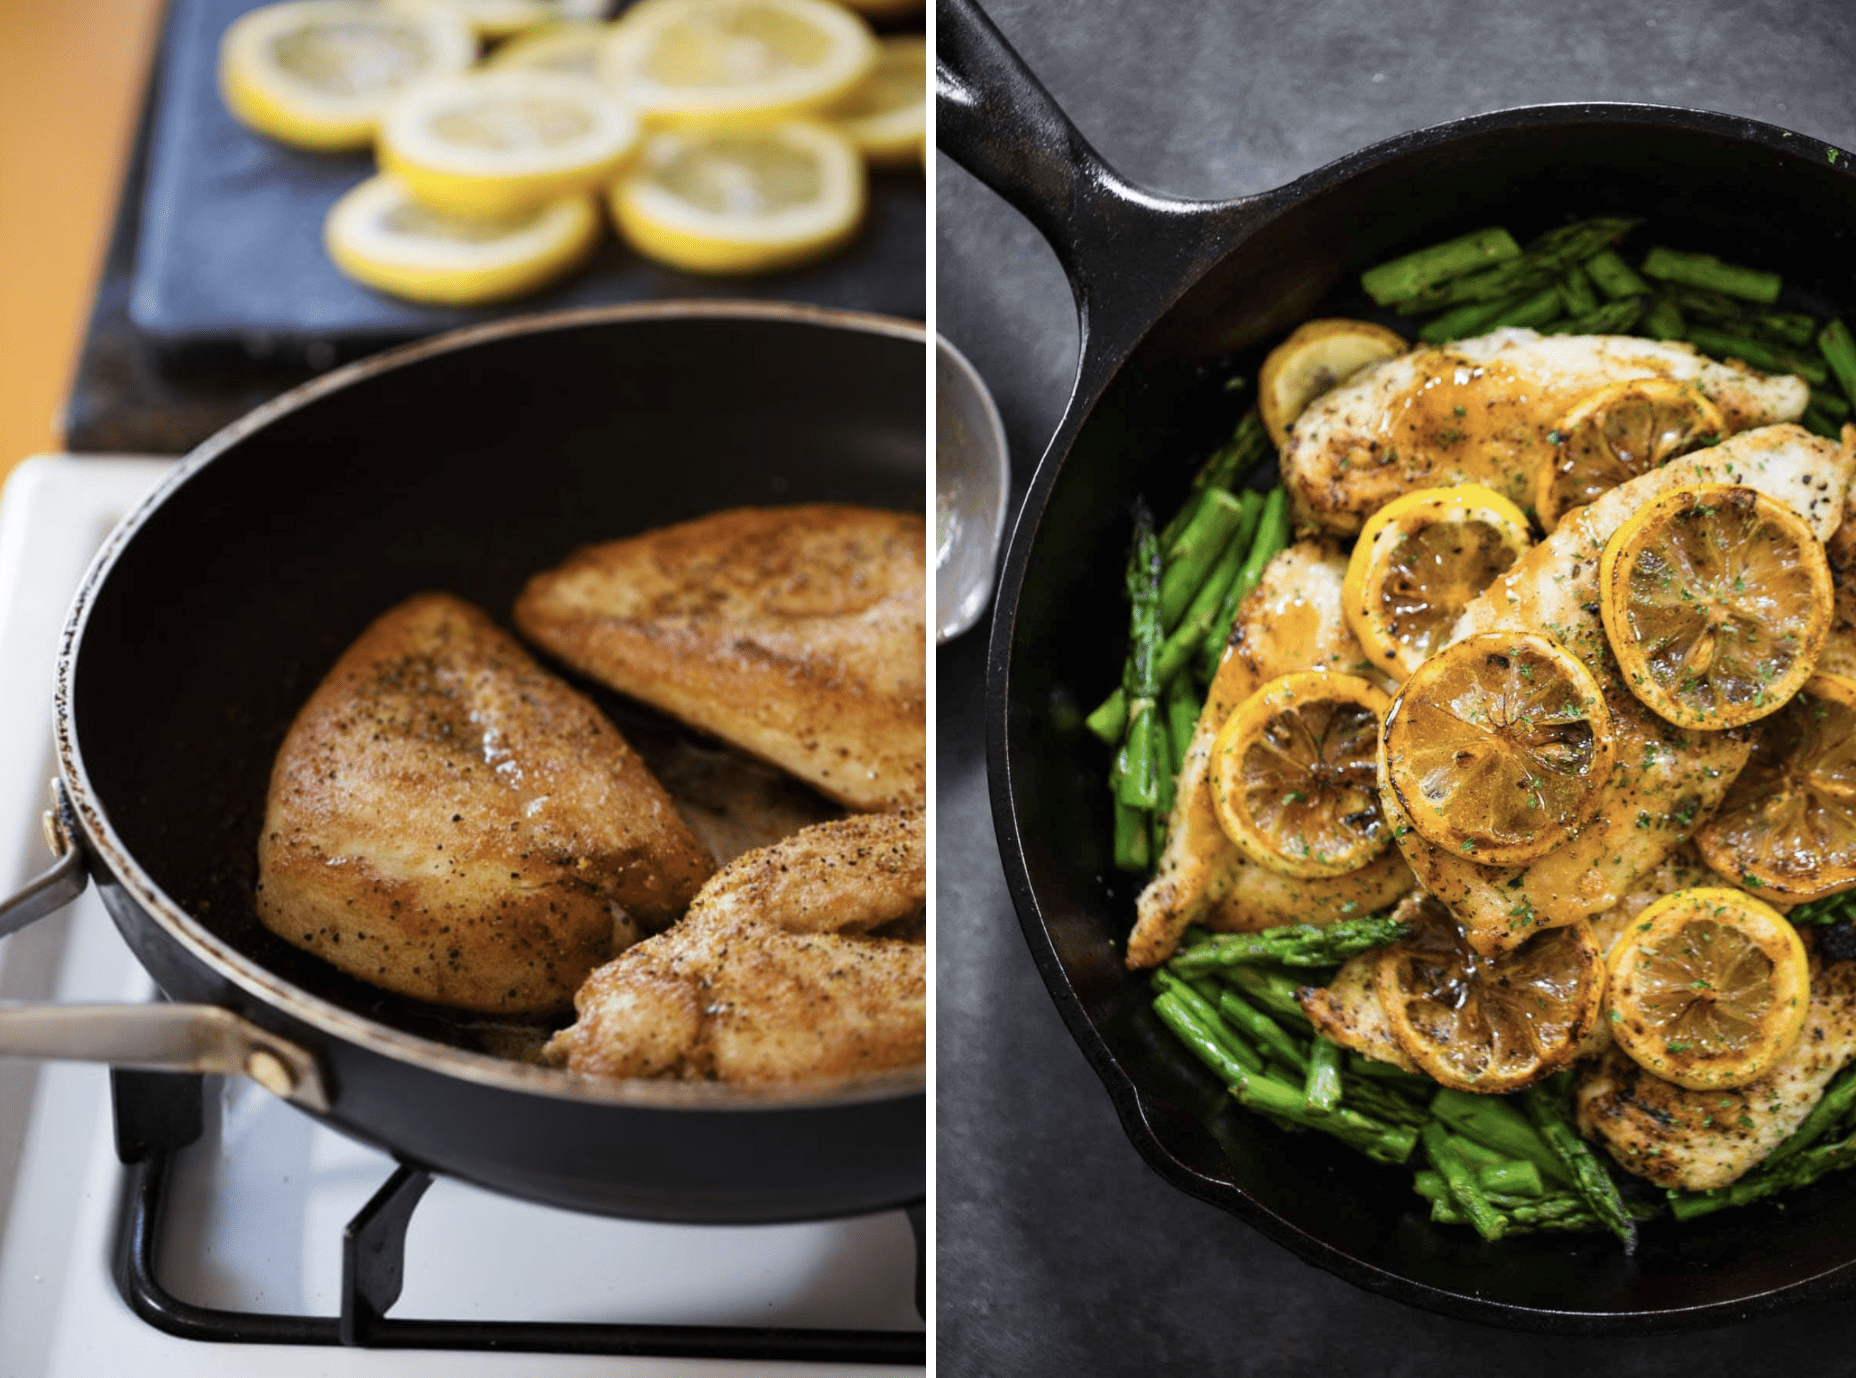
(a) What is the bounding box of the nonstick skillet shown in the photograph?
[940,0,1856,1332]
[0,300,925,1225]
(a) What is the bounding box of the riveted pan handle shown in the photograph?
[0,781,330,1113]
[936,0,1265,389]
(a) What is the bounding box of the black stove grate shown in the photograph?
[108,1070,926,1363]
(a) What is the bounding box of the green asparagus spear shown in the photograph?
[1168,914,1412,974]
[1163,675,1198,782]
[1226,963,1316,1028]
[1821,319,1856,406]
[1429,1087,1574,1188]
[1414,1160,1544,1200]
[1641,295,1687,341]
[1685,326,1829,385]
[1489,287,1565,331]
[1417,293,1529,344]
[1112,793,1149,871]
[1361,228,1523,306]
[1763,1064,1856,1169]
[1215,987,1310,1072]
[1304,1035,1344,1115]
[1661,285,1816,345]
[1422,1122,1506,1240]
[1523,1078,1638,1250]
[1395,218,1635,316]
[1669,1127,1856,1221]
[1345,1052,1435,1089]
[1158,488,1248,630]
[1583,248,1650,300]
[1151,969,1267,1073]
[1558,266,1600,317]
[1339,1073,1433,1129]
[1784,891,1856,926]
[1197,486,1290,681]
[1640,246,1782,304]
[1537,299,1643,337]
[1813,388,1851,419]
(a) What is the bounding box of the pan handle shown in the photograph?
[936,0,1265,383]
[0,783,331,1113]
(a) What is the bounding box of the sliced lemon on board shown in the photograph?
[825,35,924,166]
[1209,671,1392,878]
[1599,483,1832,730]
[601,0,878,128]
[485,21,611,77]
[1343,484,1532,682]
[219,0,477,151]
[609,119,864,273]
[1696,673,1856,902]
[1536,377,1726,533]
[377,69,641,217]
[1381,631,1615,867]
[1605,887,1809,1089]
[1376,893,1605,1093]
[387,0,562,40]
[325,173,601,305]
[1257,319,1407,450]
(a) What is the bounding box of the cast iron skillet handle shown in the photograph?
[0,781,330,1112]
[937,0,1260,387]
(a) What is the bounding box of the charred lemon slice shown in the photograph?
[1209,671,1392,878]
[325,173,601,304]
[378,69,641,218]
[1381,631,1614,867]
[219,0,476,151]
[1257,319,1407,450]
[1376,893,1605,1093]
[1696,673,1856,901]
[1343,484,1532,682]
[825,35,924,166]
[1536,377,1725,533]
[602,0,878,128]
[1599,483,1832,730]
[1605,887,1809,1089]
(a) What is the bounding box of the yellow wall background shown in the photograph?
[0,1,166,481]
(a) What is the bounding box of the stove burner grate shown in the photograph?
[107,1070,925,1363]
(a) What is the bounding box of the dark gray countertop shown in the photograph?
[935,0,1856,1370]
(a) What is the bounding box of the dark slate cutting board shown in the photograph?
[129,0,926,360]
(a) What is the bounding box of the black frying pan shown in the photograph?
[8,300,923,1225]
[941,0,1856,1332]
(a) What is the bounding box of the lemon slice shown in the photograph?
[609,119,864,273]
[602,0,878,128]
[219,0,477,151]
[1381,631,1615,867]
[1209,671,1392,878]
[1258,319,1408,450]
[1599,483,1832,730]
[1377,893,1604,1093]
[1605,887,1809,1089]
[1536,378,1726,533]
[485,20,610,77]
[387,0,561,40]
[825,35,924,166]
[1343,484,1533,682]
[378,69,641,217]
[325,173,601,305]
[1696,673,1856,902]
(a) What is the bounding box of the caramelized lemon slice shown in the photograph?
[378,69,641,217]
[609,119,863,274]
[1209,671,1392,879]
[1381,631,1614,867]
[1605,887,1809,1089]
[1536,377,1725,533]
[219,0,476,151]
[1343,484,1532,682]
[602,0,878,128]
[1257,319,1407,450]
[1599,483,1832,730]
[825,35,925,166]
[324,173,601,304]
[1376,893,1605,1093]
[1696,673,1856,901]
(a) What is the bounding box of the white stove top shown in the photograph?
[0,456,924,1378]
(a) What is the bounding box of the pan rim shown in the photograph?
[55,298,928,1114]
[982,98,1856,1324]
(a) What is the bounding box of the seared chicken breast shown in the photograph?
[1297,892,1424,1073]
[255,594,712,1015]
[1284,330,1810,535]
[1390,425,1854,954]
[546,811,925,1083]
[1577,945,1856,1191]
[1128,540,1410,968]
[516,505,925,813]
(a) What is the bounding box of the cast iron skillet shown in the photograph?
[7,299,923,1225]
[941,0,1856,1334]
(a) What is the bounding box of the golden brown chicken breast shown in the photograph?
[514,505,926,813]
[255,593,712,1015]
